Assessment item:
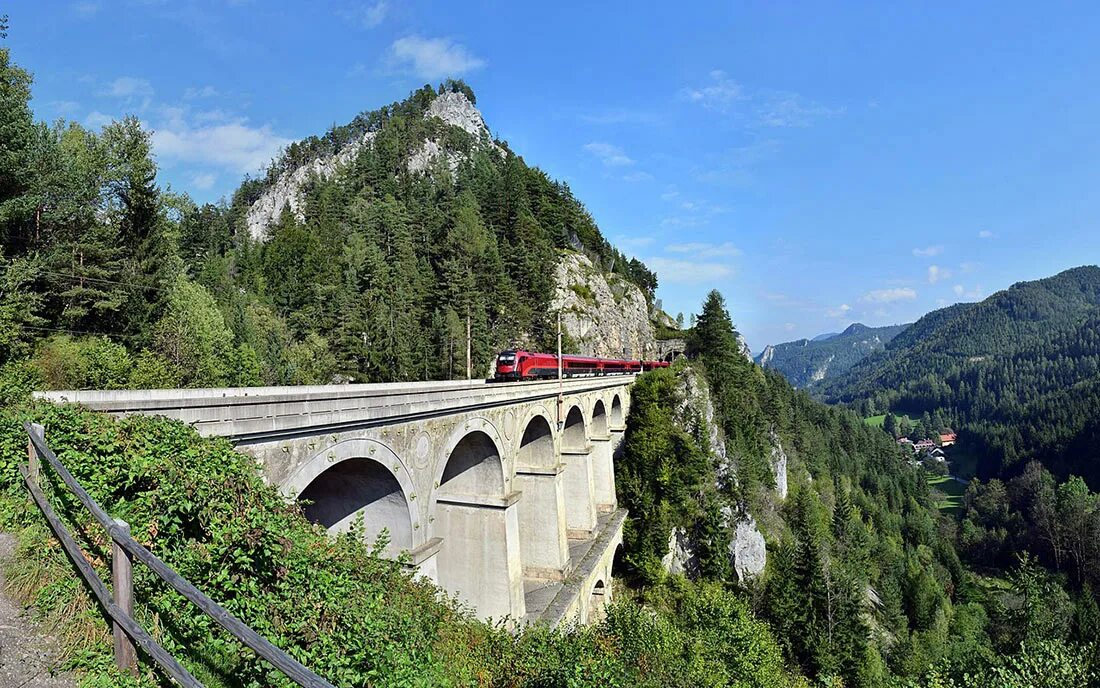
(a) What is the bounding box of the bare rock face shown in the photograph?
[758,344,776,366]
[736,332,753,363]
[245,91,499,241]
[426,91,491,140]
[661,527,700,578]
[731,514,767,580]
[246,131,376,240]
[551,252,656,358]
[676,364,733,486]
[769,430,789,500]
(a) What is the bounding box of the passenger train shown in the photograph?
[494,350,669,381]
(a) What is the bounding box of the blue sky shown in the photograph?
[7,1,1100,350]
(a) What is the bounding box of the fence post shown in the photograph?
[112,519,137,675]
[26,422,43,486]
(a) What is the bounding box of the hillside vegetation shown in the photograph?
[617,292,1098,686]
[758,322,910,389]
[0,45,655,396]
[819,266,1100,488]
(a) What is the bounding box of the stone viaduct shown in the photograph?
[37,377,634,627]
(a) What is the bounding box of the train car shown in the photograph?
[494,350,661,381]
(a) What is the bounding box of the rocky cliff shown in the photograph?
[551,252,657,358]
[757,322,909,389]
[660,363,788,581]
[245,91,500,241]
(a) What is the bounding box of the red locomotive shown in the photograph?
[494,350,669,381]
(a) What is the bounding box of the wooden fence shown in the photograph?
[20,422,336,688]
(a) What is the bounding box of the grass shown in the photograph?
[927,472,967,515]
[863,413,917,428]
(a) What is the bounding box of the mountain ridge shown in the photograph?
[756,321,909,388]
[821,264,1100,486]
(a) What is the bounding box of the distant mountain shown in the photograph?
[756,322,909,388]
[820,265,1100,487]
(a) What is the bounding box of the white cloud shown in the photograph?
[665,241,742,258]
[150,116,293,173]
[861,287,917,303]
[622,171,653,182]
[827,304,852,318]
[345,0,388,28]
[978,229,995,239]
[578,109,661,126]
[912,245,943,257]
[953,284,984,299]
[184,85,219,99]
[660,216,706,228]
[784,322,797,332]
[389,36,485,80]
[582,142,634,167]
[50,100,81,115]
[645,257,734,284]
[928,265,952,284]
[682,71,841,127]
[755,91,845,128]
[660,190,680,201]
[680,70,744,111]
[71,1,100,17]
[612,235,655,249]
[84,111,116,129]
[103,76,154,98]
[190,172,217,190]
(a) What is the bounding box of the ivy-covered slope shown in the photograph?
[0,401,800,687]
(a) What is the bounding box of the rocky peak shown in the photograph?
[245,91,498,241]
[426,91,491,140]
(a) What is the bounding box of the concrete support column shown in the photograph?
[435,491,526,623]
[561,447,597,538]
[609,426,626,459]
[514,464,570,579]
[589,434,616,513]
[402,537,443,584]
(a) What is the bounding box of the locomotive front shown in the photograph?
[495,350,519,380]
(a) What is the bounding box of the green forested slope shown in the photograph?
[0,46,655,395]
[819,266,1100,486]
[758,322,910,388]
[615,291,1098,686]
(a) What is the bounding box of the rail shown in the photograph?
[20,422,336,687]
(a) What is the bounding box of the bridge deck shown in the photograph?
[34,377,634,444]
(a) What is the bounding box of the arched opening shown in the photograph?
[563,406,586,451]
[517,415,556,468]
[515,414,568,579]
[440,431,505,497]
[435,430,523,620]
[298,458,414,557]
[561,406,596,535]
[588,579,608,624]
[610,395,623,427]
[589,400,615,512]
[591,400,608,437]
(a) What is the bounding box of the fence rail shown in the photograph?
[21,422,336,688]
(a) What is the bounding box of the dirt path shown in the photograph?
[0,533,76,688]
